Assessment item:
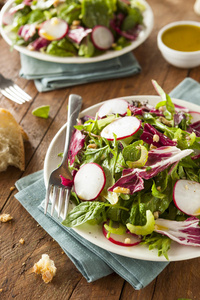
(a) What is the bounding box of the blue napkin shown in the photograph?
[14,77,200,289]
[19,52,141,92]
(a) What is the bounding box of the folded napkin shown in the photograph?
[19,52,141,92]
[15,170,167,289]
[14,77,200,289]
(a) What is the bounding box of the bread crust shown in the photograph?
[0,108,26,172]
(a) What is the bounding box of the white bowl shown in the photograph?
[157,20,200,68]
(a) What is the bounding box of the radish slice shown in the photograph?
[38,18,68,41]
[173,179,200,216]
[101,116,141,140]
[189,111,200,124]
[74,163,106,201]
[103,223,141,247]
[98,99,129,118]
[91,25,114,50]
[2,12,14,25]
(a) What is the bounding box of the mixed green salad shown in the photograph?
[60,80,200,259]
[3,0,146,57]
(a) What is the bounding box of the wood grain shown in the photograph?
[0,0,200,299]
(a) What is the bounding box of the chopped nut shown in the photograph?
[124,238,131,244]
[87,143,97,149]
[0,213,13,223]
[61,251,64,255]
[50,17,59,25]
[153,211,159,219]
[113,187,130,194]
[19,238,25,245]
[153,134,159,143]
[70,25,78,30]
[149,144,157,150]
[33,254,56,283]
[72,20,80,26]
[158,116,172,127]
[157,186,161,191]
[53,0,61,7]
[185,185,189,190]
[158,106,164,112]
[27,44,35,51]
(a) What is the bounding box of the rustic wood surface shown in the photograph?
[0,0,200,299]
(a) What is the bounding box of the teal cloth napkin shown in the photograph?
[19,52,141,92]
[15,170,167,289]
[14,77,200,289]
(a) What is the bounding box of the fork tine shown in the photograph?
[51,186,58,216]
[1,89,24,104]
[63,189,70,220]
[9,86,30,103]
[44,183,51,214]
[4,87,26,104]
[13,84,32,101]
[57,187,65,218]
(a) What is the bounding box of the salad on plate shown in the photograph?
[2,0,146,58]
[59,80,200,260]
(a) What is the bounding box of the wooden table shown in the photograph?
[0,0,200,299]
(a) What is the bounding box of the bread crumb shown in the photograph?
[33,254,56,283]
[0,289,2,292]
[61,251,64,255]
[10,186,15,191]
[22,262,26,266]
[19,238,25,245]
[0,213,13,222]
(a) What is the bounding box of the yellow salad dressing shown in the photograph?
[162,24,200,52]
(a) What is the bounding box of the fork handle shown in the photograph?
[62,94,82,163]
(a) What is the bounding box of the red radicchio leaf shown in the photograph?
[68,26,92,44]
[68,129,85,165]
[109,146,193,194]
[140,123,177,147]
[110,14,139,40]
[60,175,73,187]
[108,172,144,193]
[28,37,50,50]
[154,217,200,246]
[18,24,36,41]
[187,120,200,137]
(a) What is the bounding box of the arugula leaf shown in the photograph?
[142,232,171,260]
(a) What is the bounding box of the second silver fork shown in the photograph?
[44,94,82,219]
[0,74,32,104]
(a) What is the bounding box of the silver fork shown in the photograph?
[0,74,32,104]
[44,94,82,220]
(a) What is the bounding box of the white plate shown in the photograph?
[0,0,154,64]
[44,95,200,261]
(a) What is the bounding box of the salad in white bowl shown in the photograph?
[57,80,200,260]
[2,0,147,58]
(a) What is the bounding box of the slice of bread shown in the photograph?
[0,108,27,172]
